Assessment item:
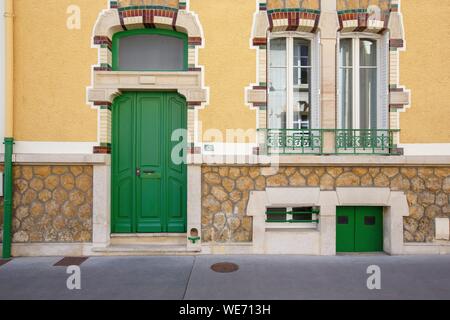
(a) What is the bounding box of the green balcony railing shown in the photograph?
[335,129,400,155]
[258,129,323,155]
[258,128,400,155]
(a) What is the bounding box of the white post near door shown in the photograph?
[92,162,112,249]
[319,0,338,153]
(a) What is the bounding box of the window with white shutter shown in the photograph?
[268,33,320,130]
[338,33,389,130]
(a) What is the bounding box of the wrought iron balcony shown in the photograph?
[257,129,401,155]
[258,129,323,155]
[335,129,400,155]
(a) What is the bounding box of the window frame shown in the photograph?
[338,32,389,130]
[267,31,320,130]
[112,28,189,72]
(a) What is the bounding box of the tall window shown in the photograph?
[339,37,379,130]
[268,36,315,130]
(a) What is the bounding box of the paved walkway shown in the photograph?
[1,255,450,300]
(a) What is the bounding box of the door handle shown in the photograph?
[136,168,156,177]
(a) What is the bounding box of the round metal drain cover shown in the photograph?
[211,262,239,273]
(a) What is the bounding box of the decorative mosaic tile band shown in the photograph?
[93,36,113,50]
[390,39,404,48]
[337,0,395,33]
[188,37,202,46]
[118,8,178,30]
[338,12,389,33]
[113,0,180,10]
[268,10,320,32]
[94,146,112,154]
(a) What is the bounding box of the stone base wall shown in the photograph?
[10,166,93,243]
[202,166,450,243]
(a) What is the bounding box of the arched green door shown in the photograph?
[112,92,187,233]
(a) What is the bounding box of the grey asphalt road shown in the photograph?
[0,255,449,300]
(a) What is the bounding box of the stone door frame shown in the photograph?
[247,187,409,255]
[89,3,206,249]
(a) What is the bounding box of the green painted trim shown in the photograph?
[188,236,201,244]
[266,220,319,223]
[112,28,188,72]
[2,138,14,259]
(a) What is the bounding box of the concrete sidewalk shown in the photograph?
[0,255,450,300]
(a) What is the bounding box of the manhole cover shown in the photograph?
[211,262,239,273]
[54,257,89,267]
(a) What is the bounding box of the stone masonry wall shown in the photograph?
[10,166,93,243]
[202,166,450,243]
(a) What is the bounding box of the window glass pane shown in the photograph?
[360,68,377,129]
[293,39,311,130]
[267,208,287,222]
[360,39,377,129]
[294,39,310,67]
[118,34,184,71]
[269,38,287,129]
[340,39,352,67]
[292,207,313,221]
[293,68,311,129]
[339,39,353,129]
[340,68,353,129]
[360,39,377,67]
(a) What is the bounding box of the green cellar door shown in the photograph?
[336,207,383,253]
[112,92,187,233]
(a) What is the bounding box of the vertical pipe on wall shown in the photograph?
[2,138,13,259]
[2,0,14,259]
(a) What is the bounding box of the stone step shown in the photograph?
[110,233,187,246]
[91,244,200,256]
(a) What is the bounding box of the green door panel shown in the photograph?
[336,207,356,253]
[166,94,187,232]
[336,206,384,253]
[355,207,383,252]
[112,93,135,233]
[136,94,164,232]
[112,91,187,233]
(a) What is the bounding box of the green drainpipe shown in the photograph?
[2,138,14,259]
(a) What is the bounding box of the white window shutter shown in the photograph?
[378,33,389,130]
[336,36,341,129]
[311,32,321,129]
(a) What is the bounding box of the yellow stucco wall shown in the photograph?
[11,0,450,144]
[190,0,257,143]
[400,0,450,143]
[13,0,104,142]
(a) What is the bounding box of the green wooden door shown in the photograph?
[355,207,383,252]
[112,92,187,233]
[336,207,356,253]
[336,207,383,253]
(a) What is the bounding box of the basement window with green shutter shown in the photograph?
[266,207,319,225]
